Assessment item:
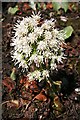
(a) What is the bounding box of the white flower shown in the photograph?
[43,51,52,59]
[29,53,37,64]
[44,30,52,40]
[22,44,32,57]
[52,28,59,38]
[34,27,43,37]
[27,70,49,82]
[27,32,37,44]
[41,22,50,30]
[26,17,34,27]
[11,51,28,70]
[33,70,41,80]
[26,16,39,27]
[29,54,43,67]
[11,13,66,81]
[50,62,57,70]
[37,41,47,51]
[37,55,43,63]
[42,70,49,78]
[27,70,41,81]
[57,56,63,63]
[31,13,41,21]
[14,22,28,37]
[27,73,34,81]
[19,60,28,69]
[41,19,55,30]
[48,39,57,48]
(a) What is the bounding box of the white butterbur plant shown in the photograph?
[11,13,68,82]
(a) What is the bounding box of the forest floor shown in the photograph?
[2,2,80,120]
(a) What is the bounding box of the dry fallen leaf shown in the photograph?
[53,81,62,86]
[10,100,19,107]
[35,92,47,101]
[20,76,29,84]
[29,81,39,93]
[2,100,19,108]
[24,81,30,89]
[2,98,28,109]
[26,90,47,110]
[54,96,63,111]
[46,3,53,9]
[22,3,30,12]
[2,77,15,92]
[20,77,39,93]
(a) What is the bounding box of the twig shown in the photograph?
[1,101,11,105]
[56,112,67,118]
[26,97,35,110]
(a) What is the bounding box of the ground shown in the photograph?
[2,2,80,120]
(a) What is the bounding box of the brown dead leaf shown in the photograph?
[24,81,30,89]
[22,3,30,12]
[53,81,62,86]
[10,100,19,107]
[20,77,39,93]
[35,92,47,101]
[54,96,63,111]
[29,81,39,93]
[20,76,29,84]
[2,100,19,108]
[46,3,53,9]
[2,77,15,92]
[2,98,28,109]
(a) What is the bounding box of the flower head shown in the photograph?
[11,13,66,82]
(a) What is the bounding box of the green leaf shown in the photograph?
[10,68,16,81]
[43,3,46,10]
[8,5,19,15]
[52,1,61,11]
[10,72,16,81]
[61,2,68,12]
[62,26,74,39]
[52,0,68,12]
[37,3,41,9]
[29,0,36,11]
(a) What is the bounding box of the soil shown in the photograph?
[2,2,80,120]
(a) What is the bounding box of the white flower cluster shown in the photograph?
[11,13,65,81]
[27,70,49,82]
